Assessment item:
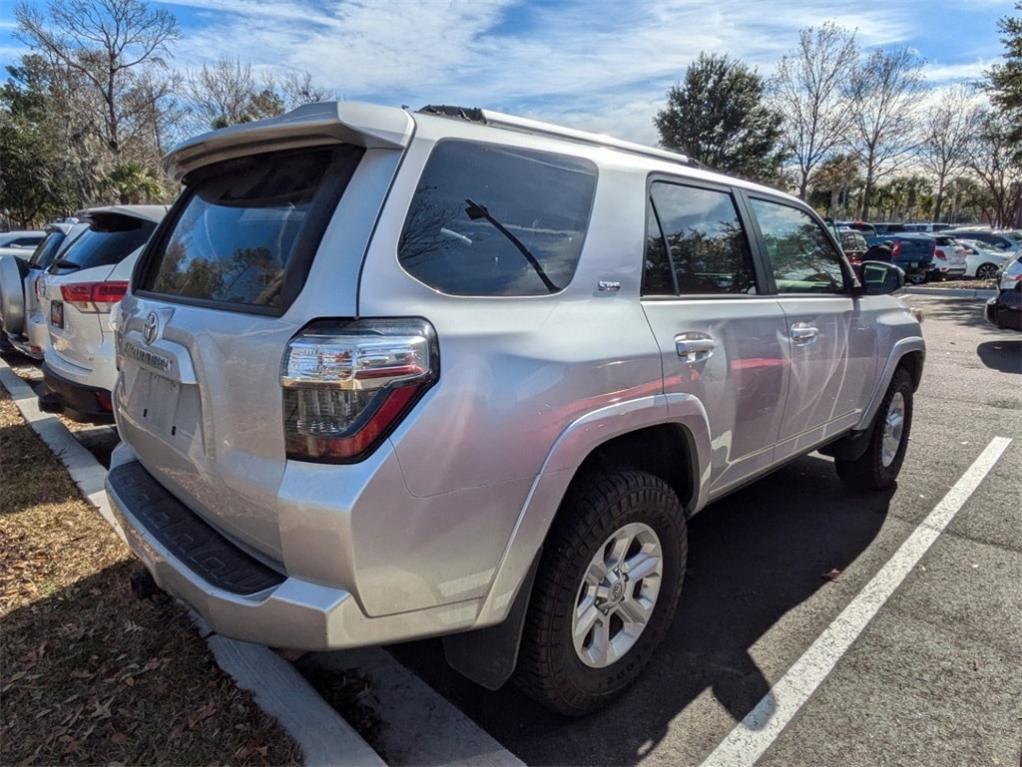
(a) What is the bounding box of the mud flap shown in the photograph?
[442,549,541,691]
[819,427,873,461]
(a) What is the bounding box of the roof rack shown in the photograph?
[418,104,695,167]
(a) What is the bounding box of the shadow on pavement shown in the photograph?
[388,454,892,766]
[913,299,992,330]
[976,340,1022,375]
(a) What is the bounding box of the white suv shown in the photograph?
[38,206,165,422]
[106,103,924,715]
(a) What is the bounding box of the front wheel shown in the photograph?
[513,468,687,716]
[835,368,913,491]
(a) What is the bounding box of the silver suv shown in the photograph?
[106,102,924,715]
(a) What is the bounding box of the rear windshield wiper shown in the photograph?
[464,198,559,293]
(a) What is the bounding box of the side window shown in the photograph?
[398,140,597,296]
[748,198,847,294]
[644,181,757,295]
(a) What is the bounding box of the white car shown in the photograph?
[929,235,967,279]
[999,251,1022,290]
[37,206,165,422]
[958,238,1011,280]
[0,230,46,258]
[5,223,84,358]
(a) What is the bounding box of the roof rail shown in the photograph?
[418,104,694,167]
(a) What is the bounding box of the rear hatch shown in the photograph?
[115,104,411,562]
[48,214,157,372]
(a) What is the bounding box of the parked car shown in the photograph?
[838,229,869,265]
[901,222,953,233]
[959,238,1011,280]
[865,233,936,283]
[944,228,1022,254]
[105,102,923,717]
[0,230,46,258]
[3,223,83,358]
[873,222,908,235]
[929,235,967,280]
[985,252,1022,330]
[836,220,878,238]
[36,206,165,422]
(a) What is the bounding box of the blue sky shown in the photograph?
[0,0,1014,143]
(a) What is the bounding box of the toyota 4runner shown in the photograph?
[106,102,924,716]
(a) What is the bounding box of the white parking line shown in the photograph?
[700,435,1012,767]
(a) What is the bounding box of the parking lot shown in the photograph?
[2,293,1020,766]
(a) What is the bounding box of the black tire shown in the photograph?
[835,368,913,491]
[513,468,687,716]
[976,263,999,281]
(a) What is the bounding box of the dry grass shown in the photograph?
[0,389,302,766]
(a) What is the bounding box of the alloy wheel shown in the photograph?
[572,522,663,668]
[881,391,906,468]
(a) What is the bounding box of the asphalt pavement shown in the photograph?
[375,295,1021,767]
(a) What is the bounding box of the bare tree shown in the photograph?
[846,47,925,218]
[187,57,265,130]
[186,59,329,130]
[920,86,975,222]
[15,0,179,157]
[278,70,333,110]
[967,109,1022,227]
[771,23,858,200]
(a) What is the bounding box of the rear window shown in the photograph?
[398,140,597,296]
[29,231,66,267]
[50,215,155,274]
[140,146,361,311]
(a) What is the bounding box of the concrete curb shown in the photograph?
[902,286,997,299]
[0,358,385,767]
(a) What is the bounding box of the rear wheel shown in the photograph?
[836,368,913,491]
[976,263,999,281]
[514,468,687,716]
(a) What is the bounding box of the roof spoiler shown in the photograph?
[163,101,415,182]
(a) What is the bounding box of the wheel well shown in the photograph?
[897,350,924,391]
[564,424,696,514]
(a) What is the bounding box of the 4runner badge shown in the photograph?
[143,312,159,345]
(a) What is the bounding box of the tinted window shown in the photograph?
[51,215,155,274]
[644,182,756,295]
[11,236,42,247]
[144,146,360,309]
[749,199,847,294]
[398,140,597,296]
[28,231,66,267]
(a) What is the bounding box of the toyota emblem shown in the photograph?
[143,312,159,345]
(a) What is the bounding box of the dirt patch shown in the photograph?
[932,278,997,290]
[0,390,302,766]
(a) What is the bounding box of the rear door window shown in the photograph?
[398,140,597,296]
[643,181,757,295]
[50,215,156,274]
[140,145,362,311]
[748,198,848,294]
[29,231,66,268]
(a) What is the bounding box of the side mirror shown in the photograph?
[857,261,905,295]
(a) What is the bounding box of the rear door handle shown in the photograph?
[675,333,716,363]
[790,322,819,345]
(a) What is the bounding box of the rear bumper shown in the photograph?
[41,362,114,423]
[105,450,483,650]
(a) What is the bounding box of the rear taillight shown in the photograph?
[281,318,438,462]
[891,241,901,258]
[34,276,45,302]
[935,248,947,261]
[60,281,128,313]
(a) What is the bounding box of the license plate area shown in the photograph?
[50,300,64,328]
[138,370,181,435]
